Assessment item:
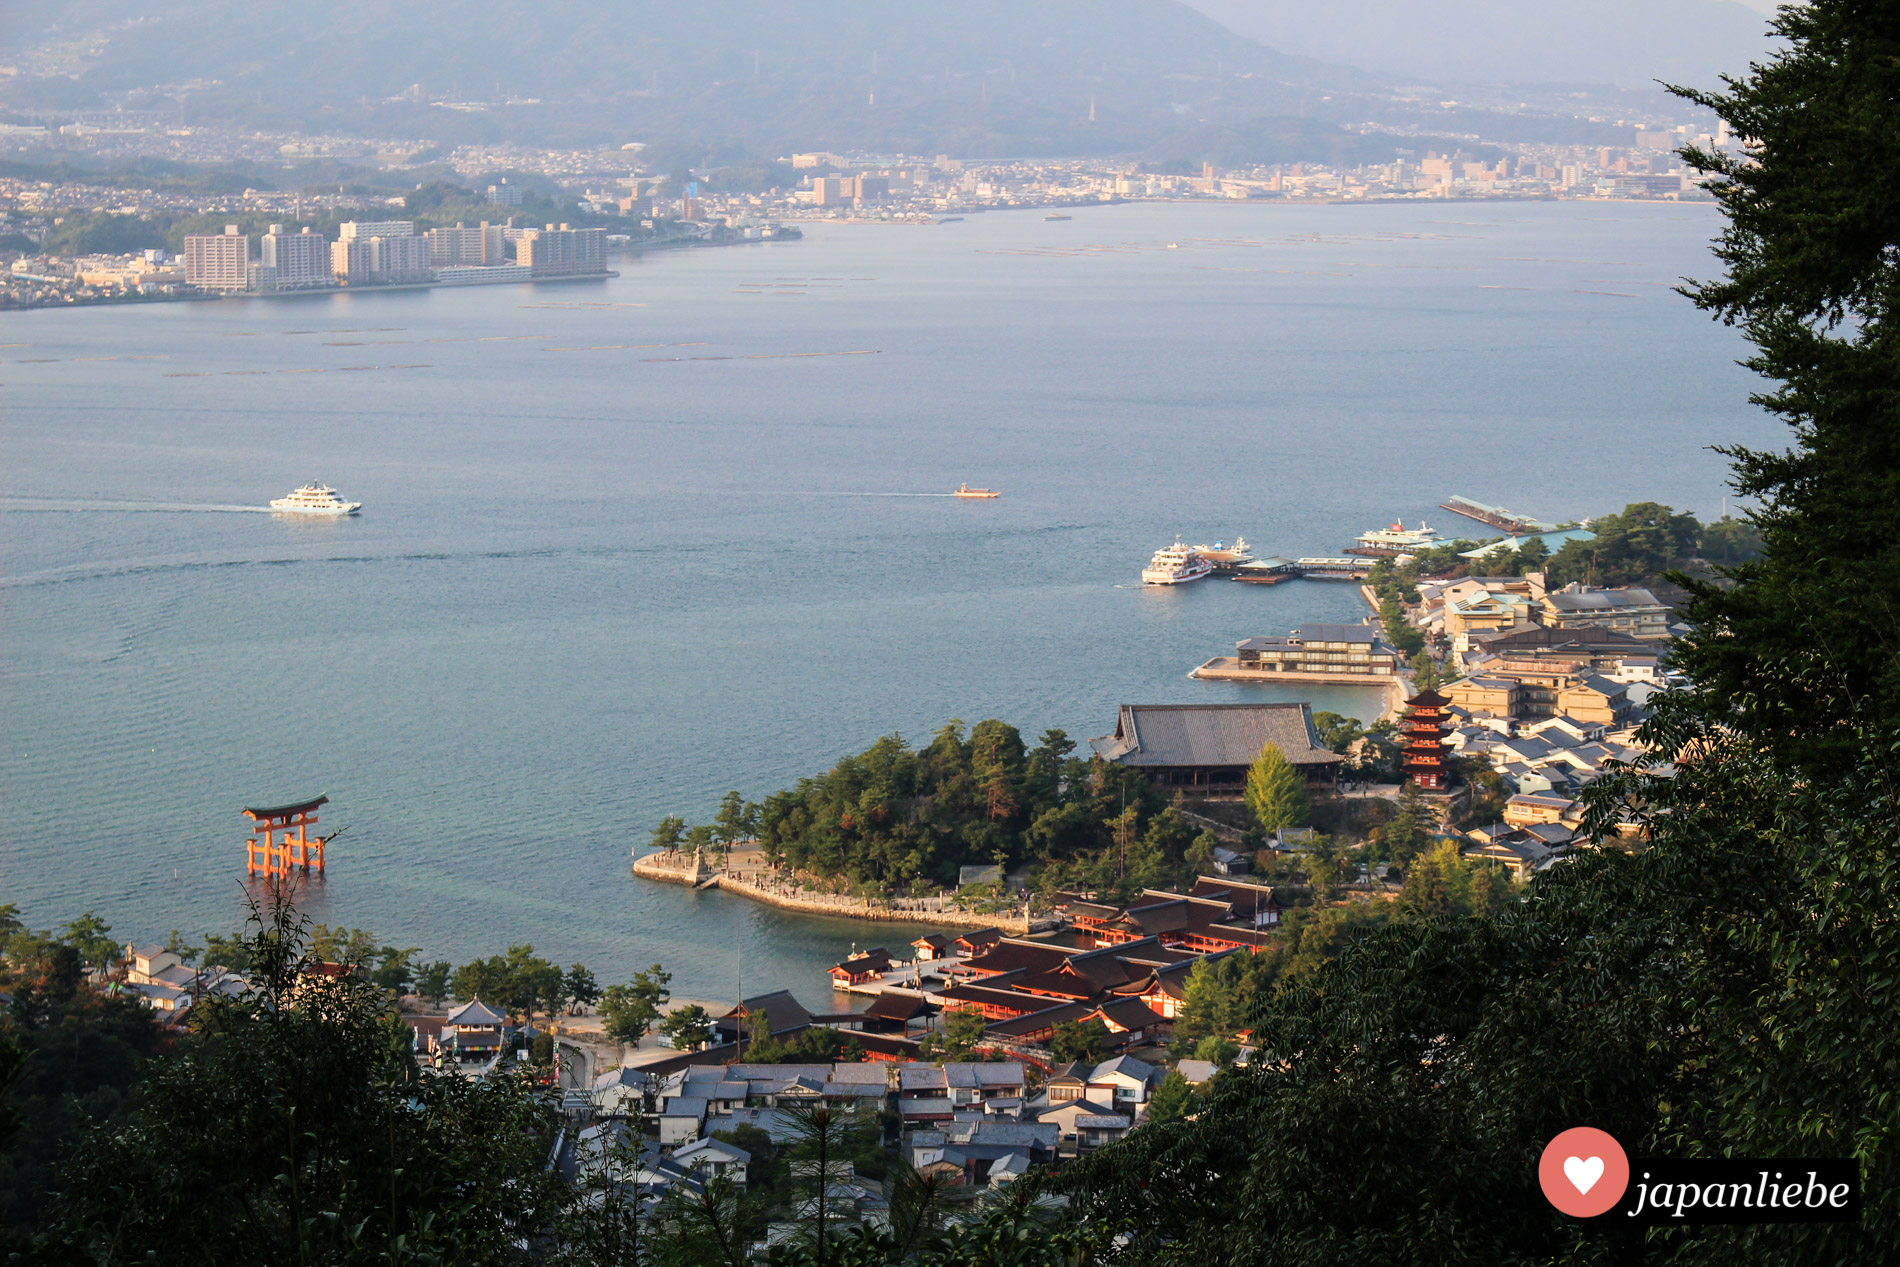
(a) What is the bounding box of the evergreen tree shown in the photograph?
[1670,0,1900,772]
[1244,743,1309,836]
[1147,1071,1196,1124]
[42,897,569,1265]
[599,965,672,1045]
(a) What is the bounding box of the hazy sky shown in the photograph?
[1183,0,1780,88]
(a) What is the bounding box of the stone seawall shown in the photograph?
[632,853,1033,933]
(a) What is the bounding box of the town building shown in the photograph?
[1539,584,1674,640]
[331,227,432,285]
[423,221,506,266]
[1091,702,1344,793]
[1230,623,1405,676]
[1465,623,1654,668]
[338,219,417,241]
[259,225,330,290]
[1443,675,1521,719]
[183,225,248,290]
[515,224,605,276]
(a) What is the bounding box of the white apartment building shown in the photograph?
[423,221,505,266]
[260,225,331,289]
[331,232,432,285]
[183,226,249,291]
[337,220,417,241]
[515,224,605,277]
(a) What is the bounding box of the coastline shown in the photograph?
[631,850,1035,934]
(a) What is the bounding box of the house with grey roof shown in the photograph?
[1539,584,1673,641]
[1091,703,1344,795]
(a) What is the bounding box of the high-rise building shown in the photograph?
[487,181,523,205]
[183,225,249,291]
[515,224,605,277]
[423,221,505,266]
[331,232,432,285]
[338,220,417,242]
[260,225,331,289]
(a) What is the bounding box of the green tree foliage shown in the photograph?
[1244,743,1309,835]
[562,963,601,1013]
[712,790,759,844]
[0,924,164,1237]
[1308,711,1365,755]
[37,897,572,1264]
[1665,4,1900,773]
[1049,1019,1112,1064]
[416,959,452,1007]
[451,944,566,1020]
[649,814,688,852]
[1697,514,1762,564]
[660,1003,715,1051]
[1395,841,1513,920]
[1371,781,1433,864]
[1544,501,1703,587]
[55,913,118,974]
[739,1026,866,1065]
[924,1007,991,1063]
[599,965,672,1045]
[1147,1070,1197,1124]
[711,722,1178,895]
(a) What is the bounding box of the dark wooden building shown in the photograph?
[1089,703,1344,795]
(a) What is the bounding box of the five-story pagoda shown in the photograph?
[1401,688,1452,790]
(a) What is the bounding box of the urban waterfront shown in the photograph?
[1,199,1773,999]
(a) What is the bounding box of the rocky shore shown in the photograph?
[631,849,1039,934]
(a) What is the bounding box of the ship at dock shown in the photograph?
[1346,521,1439,556]
[1142,538,1214,584]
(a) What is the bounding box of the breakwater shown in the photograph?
[632,850,1036,934]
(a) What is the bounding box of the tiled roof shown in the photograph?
[1091,703,1343,769]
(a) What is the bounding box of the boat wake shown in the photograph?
[0,498,272,514]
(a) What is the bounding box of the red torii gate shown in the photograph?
[243,795,331,876]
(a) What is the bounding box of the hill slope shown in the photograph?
[3,1,1385,159]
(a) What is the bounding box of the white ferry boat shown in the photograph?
[1142,538,1213,585]
[1350,521,1438,555]
[269,484,362,515]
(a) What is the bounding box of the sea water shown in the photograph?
[0,200,1773,997]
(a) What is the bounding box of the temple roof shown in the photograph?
[1091,703,1343,769]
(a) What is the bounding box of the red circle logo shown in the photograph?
[1538,1127,1630,1217]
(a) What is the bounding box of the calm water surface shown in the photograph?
[0,200,1774,998]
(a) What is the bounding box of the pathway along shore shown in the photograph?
[631,849,1035,935]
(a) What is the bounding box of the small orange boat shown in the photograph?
[954,483,1000,499]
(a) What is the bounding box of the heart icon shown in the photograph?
[1564,1155,1605,1195]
